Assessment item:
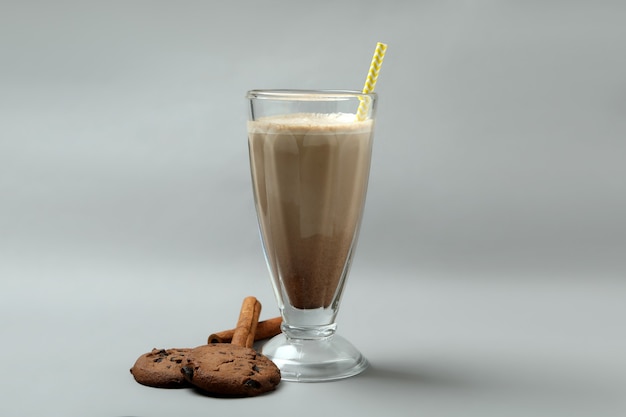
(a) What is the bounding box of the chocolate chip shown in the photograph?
[181,366,194,380]
[252,365,260,373]
[154,357,164,363]
[244,379,261,389]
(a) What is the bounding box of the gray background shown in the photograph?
[1,1,625,416]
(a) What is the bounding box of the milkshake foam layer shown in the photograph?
[248,113,372,134]
[248,113,373,309]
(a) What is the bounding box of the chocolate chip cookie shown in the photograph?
[130,348,191,388]
[181,344,280,397]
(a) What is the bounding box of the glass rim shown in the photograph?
[246,89,377,101]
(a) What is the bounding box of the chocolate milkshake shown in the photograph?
[248,113,374,310]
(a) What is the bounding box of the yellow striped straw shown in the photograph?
[356,42,388,121]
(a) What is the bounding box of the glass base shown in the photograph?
[261,333,368,382]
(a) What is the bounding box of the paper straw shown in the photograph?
[356,42,388,121]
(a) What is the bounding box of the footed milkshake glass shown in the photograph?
[246,90,376,381]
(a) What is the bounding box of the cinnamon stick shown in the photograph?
[230,296,262,348]
[208,316,282,344]
[245,299,262,348]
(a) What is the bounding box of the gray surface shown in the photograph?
[1,1,625,416]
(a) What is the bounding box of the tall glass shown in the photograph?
[246,90,376,381]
